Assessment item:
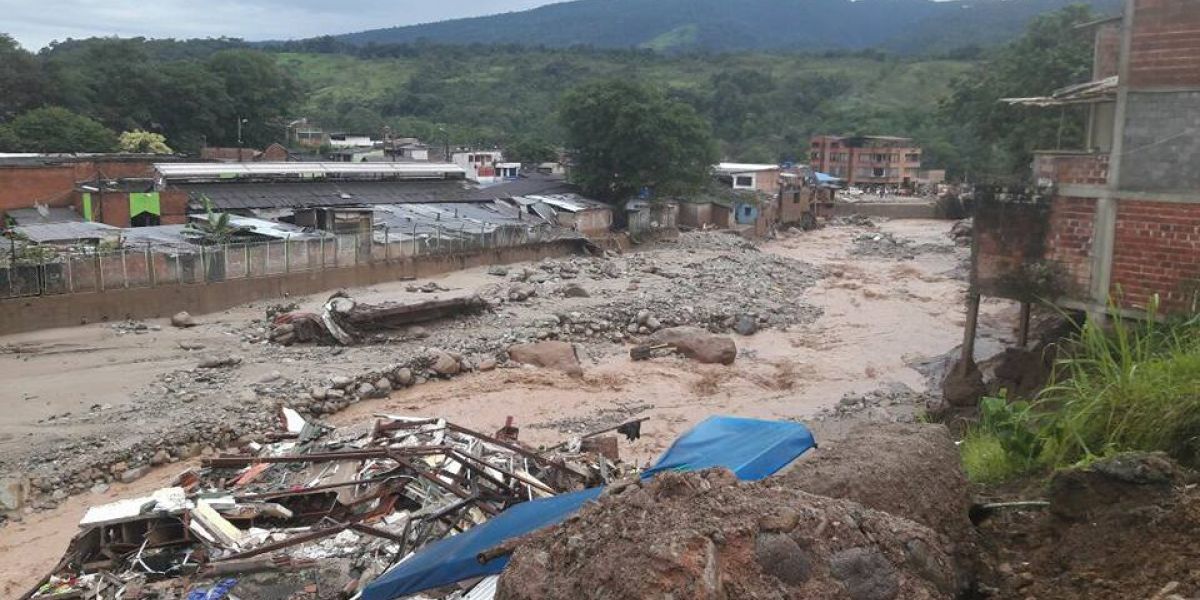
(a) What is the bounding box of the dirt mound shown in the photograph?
[496,469,957,600]
[982,453,1200,599]
[780,423,975,548]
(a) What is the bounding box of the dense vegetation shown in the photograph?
[561,79,717,202]
[333,0,1120,55]
[963,306,1200,483]
[0,34,297,152]
[0,3,1097,181]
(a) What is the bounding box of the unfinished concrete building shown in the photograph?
[965,0,1200,366]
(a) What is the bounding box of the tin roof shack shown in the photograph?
[626,200,679,240]
[955,0,1200,404]
[520,194,612,236]
[677,200,733,231]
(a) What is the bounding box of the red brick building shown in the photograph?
[809,135,922,189]
[974,0,1200,321]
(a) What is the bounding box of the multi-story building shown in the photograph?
[809,135,922,189]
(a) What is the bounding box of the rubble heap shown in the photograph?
[496,469,958,600]
[26,408,638,600]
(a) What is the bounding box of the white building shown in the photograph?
[452,150,506,184]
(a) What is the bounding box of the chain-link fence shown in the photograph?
[1,223,576,300]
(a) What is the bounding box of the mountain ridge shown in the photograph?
[333,0,1122,54]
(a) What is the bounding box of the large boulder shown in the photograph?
[430,351,462,376]
[649,326,737,365]
[170,311,198,328]
[496,470,956,600]
[508,341,583,377]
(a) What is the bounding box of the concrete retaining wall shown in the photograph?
[831,202,939,220]
[0,241,580,336]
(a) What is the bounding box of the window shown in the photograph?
[872,167,886,178]
[793,192,802,204]
[734,175,754,188]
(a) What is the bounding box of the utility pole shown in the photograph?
[236,117,249,161]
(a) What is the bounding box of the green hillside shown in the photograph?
[280,48,975,165]
[334,0,1121,55]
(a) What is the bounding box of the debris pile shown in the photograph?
[496,469,958,600]
[26,408,638,600]
[850,231,917,260]
[270,293,488,346]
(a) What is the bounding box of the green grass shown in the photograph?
[962,430,1026,484]
[960,299,1200,484]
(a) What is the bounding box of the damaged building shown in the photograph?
[954,0,1200,400]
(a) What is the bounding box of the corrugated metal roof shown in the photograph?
[191,214,329,240]
[5,207,84,225]
[525,193,610,213]
[181,180,480,210]
[1001,76,1118,107]
[12,221,121,243]
[715,163,779,175]
[464,174,575,200]
[462,576,499,600]
[155,162,466,180]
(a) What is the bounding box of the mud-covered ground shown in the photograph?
[0,218,1019,595]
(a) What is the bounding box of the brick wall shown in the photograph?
[975,196,1096,303]
[1045,196,1097,295]
[1129,0,1200,88]
[0,165,77,213]
[1110,200,1200,312]
[0,159,161,218]
[1094,22,1122,79]
[1033,152,1110,186]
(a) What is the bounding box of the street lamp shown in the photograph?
[236,117,249,147]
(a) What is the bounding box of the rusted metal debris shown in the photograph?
[270,292,488,346]
[26,407,642,600]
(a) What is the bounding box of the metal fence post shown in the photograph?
[384,227,390,262]
[120,248,129,288]
[320,236,326,269]
[176,253,182,285]
[38,251,46,295]
[146,244,155,288]
[66,254,74,293]
[436,225,442,255]
[285,237,291,273]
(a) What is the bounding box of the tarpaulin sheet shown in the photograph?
[642,416,816,481]
[361,416,815,600]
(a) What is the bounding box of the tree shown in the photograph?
[0,34,44,119]
[119,130,173,153]
[3,107,117,152]
[940,6,1096,181]
[505,136,557,165]
[560,79,717,203]
[206,50,300,147]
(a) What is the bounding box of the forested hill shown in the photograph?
[335,0,1120,54]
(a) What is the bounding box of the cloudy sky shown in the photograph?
[2,0,557,50]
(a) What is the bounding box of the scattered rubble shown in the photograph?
[25,408,639,600]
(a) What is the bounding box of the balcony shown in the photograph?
[1033,151,1110,187]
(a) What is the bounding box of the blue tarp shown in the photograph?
[362,416,815,600]
[815,172,844,185]
[643,416,816,481]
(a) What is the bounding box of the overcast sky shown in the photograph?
[2,0,557,51]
